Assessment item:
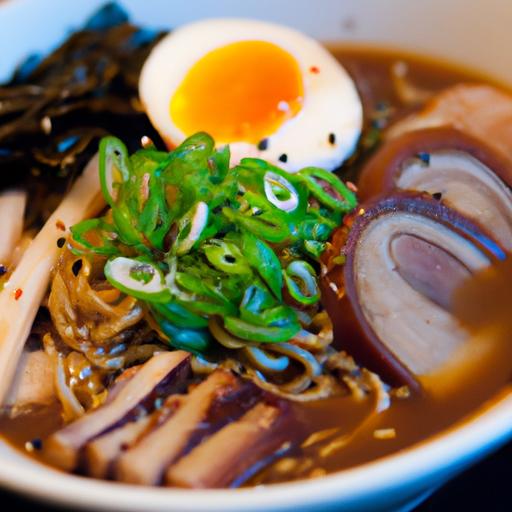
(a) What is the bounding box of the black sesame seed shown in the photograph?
[328,133,336,145]
[416,152,430,165]
[257,138,269,151]
[376,101,389,111]
[371,118,386,130]
[432,192,443,201]
[72,259,83,276]
[0,265,7,276]
[278,153,288,163]
[31,438,43,450]
[57,237,65,248]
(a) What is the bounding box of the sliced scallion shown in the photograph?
[105,256,170,302]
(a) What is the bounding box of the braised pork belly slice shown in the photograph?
[358,128,512,250]
[166,400,299,489]
[387,84,512,163]
[85,395,185,479]
[321,193,505,388]
[43,350,190,471]
[115,370,260,486]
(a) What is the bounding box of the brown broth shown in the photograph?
[250,45,512,484]
[1,45,511,486]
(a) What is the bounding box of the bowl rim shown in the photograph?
[1,389,511,511]
[1,0,512,510]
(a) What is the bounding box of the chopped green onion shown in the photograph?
[105,257,170,302]
[159,318,211,353]
[224,316,300,343]
[283,260,320,305]
[241,232,282,299]
[175,201,209,255]
[202,239,251,274]
[99,136,132,207]
[151,301,208,329]
[70,132,358,353]
[299,167,357,213]
[263,171,299,212]
[303,240,327,259]
[70,218,119,255]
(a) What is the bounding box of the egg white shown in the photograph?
[139,18,362,172]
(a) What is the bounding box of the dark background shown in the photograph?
[1,439,510,511]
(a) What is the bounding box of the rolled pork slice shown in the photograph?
[43,350,190,471]
[357,128,512,250]
[85,395,185,479]
[387,84,512,164]
[321,193,505,388]
[115,370,259,486]
[166,400,298,489]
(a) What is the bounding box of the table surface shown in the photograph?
[1,438,510,512]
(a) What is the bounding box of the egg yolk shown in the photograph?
[170,40,304,144]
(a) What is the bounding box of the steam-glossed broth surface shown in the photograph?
[1,45,510,485]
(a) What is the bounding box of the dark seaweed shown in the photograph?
[0,3,166,222]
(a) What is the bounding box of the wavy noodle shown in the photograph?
[43,333,85,422]
[246,372,339,402]
[46,244,164,413]
[47,246,385,409]
[243,346,289,373]
[197,311,363,402]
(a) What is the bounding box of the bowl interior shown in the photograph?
[0,1,511,511]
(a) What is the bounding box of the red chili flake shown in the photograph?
[14,288,23,301]
[310,66,320,74]
[55,220,66,231]
[343,212,357,228]
[346,181,358,193]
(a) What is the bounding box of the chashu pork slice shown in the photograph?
[43,350,190,471]
[115,370,260,486]
[358,127,512,250]
[387,84,512,164]
[165,400,299,489]
[321,193,505,388]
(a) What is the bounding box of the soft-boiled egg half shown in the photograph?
[139,19,362,172]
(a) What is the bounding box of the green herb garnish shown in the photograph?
[71,132,357,352]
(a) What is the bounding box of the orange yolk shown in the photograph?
[170,40,304,144]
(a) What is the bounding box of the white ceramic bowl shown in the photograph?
[1,1,511,510]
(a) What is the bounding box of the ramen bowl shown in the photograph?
[0,0,511,510]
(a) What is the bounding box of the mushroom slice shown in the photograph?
[358,128,512,250]
[387,84,512,164]
[166,400,299,489]
[43,350,190,471]
[321,193,505,388]
[85,394,185,479]
[115,370,260,486]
